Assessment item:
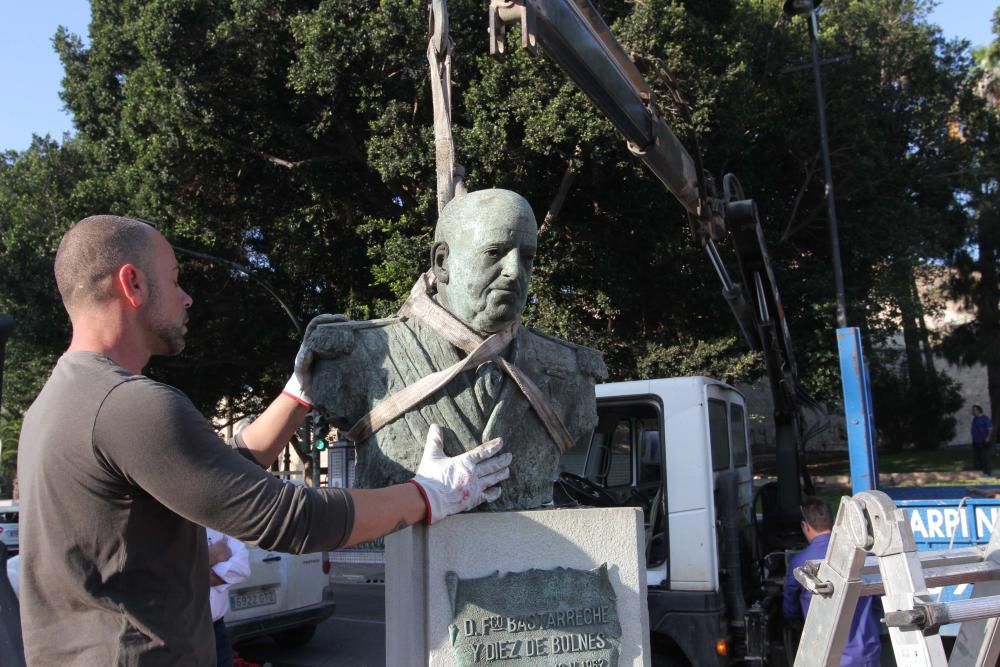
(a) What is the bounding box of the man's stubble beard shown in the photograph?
[145,280,187,356]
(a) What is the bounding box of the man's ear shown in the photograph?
[431,241,449,284]
[115,263,146,309]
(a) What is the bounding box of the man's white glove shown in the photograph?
[283,314,347,408]
[409,425,512,524]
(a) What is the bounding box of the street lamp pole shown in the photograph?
[784,1,878,492]
[806,9,848,329]
[785,0,848,328]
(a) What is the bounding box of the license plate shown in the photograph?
[230,587,277,611]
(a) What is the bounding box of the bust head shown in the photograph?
[431,189,538,334]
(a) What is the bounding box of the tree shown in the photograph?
[941,7,1000,437]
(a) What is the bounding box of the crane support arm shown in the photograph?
[490,0,710,230]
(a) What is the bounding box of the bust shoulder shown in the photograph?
[306,317,405,358]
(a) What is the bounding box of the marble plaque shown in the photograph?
[446,565,621,666]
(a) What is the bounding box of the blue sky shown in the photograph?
[0,0,996,154]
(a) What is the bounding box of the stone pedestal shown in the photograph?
[385,507,650,666]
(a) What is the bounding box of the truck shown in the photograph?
[556,376,767,665]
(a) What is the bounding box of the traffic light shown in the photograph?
[311,414,329,453]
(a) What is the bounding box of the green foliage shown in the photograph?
[633,337,761,386]
[0,138,92,407]
[0,136,95,496]
[870,353,962,451]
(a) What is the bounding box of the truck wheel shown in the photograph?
[272,623,317,649]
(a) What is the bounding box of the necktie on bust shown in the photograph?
[474,360,504,410]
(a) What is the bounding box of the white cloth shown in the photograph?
[206,528,251,622]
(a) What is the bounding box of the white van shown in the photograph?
[0,501,18,555]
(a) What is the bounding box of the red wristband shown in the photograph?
[281,390,313,409]
[408,479,433,525]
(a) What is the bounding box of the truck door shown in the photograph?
[557,398,668,573]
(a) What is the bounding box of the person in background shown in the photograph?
[207,530,250,667]
[783,496,881,667]
[971,404,994,477]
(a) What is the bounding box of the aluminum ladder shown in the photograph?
[792,490,1000,667]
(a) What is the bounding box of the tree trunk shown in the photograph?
[976,202,1000,439]
[899,260,926,392]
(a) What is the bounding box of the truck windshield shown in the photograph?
[561,401,662,488]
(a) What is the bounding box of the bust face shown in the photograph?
[433,190,538,334]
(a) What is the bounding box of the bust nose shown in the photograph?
[500,248,524,277]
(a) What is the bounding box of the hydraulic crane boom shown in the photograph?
[487,0,817,532]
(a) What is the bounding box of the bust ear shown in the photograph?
[431,241,450,284]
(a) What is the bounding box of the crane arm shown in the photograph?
[490,0,706,226]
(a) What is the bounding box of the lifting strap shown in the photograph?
[428,0,465,212]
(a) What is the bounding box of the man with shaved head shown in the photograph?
[18,215,511,665]
[306,189,606,510]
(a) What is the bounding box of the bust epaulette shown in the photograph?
[306,317,403,358]
[523,326,608,380]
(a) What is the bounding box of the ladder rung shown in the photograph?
[859,561,1000,597]
[862,546,986,573]
[804,546,986,578]
[886,594,1000,631]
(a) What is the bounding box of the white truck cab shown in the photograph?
[558,377,760,665]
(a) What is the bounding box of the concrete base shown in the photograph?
[385,507,650,666]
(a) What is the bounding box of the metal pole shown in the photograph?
[298,422,312,485]
[807,8,848,328]
[0,315,15,418]
[311,417,321,489]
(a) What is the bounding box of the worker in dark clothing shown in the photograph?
[17,215,512,665]
[784,497,881,667]
[971,404,994,476]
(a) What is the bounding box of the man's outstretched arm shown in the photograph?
[238,395,310,467]
[343,483,426,547]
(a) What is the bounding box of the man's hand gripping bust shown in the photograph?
[410,425,511,524]
[287,314,513,524]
